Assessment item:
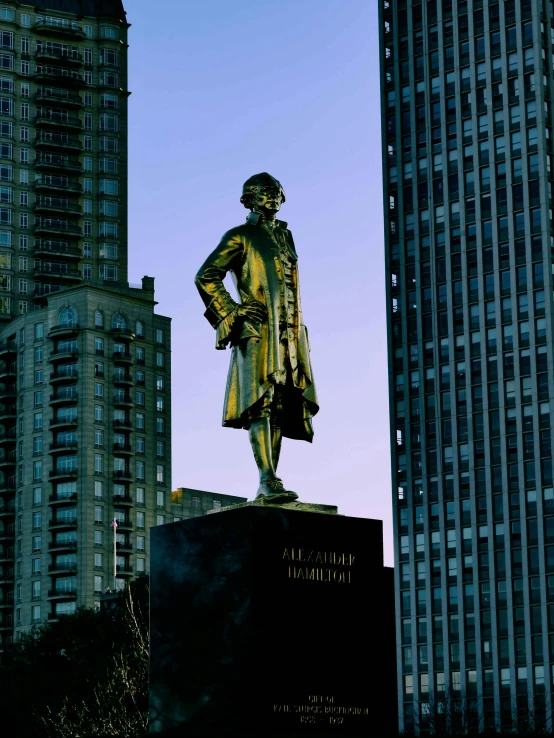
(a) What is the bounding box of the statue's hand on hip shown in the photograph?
[236,299,267,324]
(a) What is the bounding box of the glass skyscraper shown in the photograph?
[380,0,554,732]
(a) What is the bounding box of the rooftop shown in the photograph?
[30,0,126,21]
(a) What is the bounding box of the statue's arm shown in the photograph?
[194,233,243,349]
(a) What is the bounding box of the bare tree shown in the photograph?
[38,582,149,738]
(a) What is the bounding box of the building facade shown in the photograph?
[171,488,247,519]
[380,0,554,732]
[0,0,129,319]
[0,278,171,647]
[0,1,174,654]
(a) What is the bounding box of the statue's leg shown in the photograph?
[271,425,283,472]
[249,417,276,485]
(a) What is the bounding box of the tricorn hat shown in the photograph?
[240,172,286,206]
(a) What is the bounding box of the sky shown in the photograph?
[125,1,392,564]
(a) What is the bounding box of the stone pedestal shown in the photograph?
[149,504,396,737]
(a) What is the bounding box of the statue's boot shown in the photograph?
[256,477,298,504]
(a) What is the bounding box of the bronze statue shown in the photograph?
[195,173,319,503]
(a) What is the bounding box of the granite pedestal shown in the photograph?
[149,504,396,737]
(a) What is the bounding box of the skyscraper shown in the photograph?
[0,1,172,652]
[380,0,554,731]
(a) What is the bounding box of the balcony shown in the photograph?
[0,365,16,380]
[0,405,15,422]
[113,442,132,455]
[49,468,78,482]
[48,518,77,531]
[113,394,133,408]
[49,347,78,362]
[113,419,133,432]
[50,389,78,405]
[112,351,132,364]
[35,267,82,284]
[36,49,83,67]
[116,565,133,577]
[35,242,81,261]
[113,494,133,506]
[0,574,14,585]
[35,134,82,152]
[111,327,135,342]
[48,492,77,505]
[35,112,83,131]
[34,220,82,239]
[0,451,15,468]
[0,501,15,517]
[48,323,80,340]
[34,197,83,215]
[35,154,83,174]
[0,342,16,358]
[0,429,16,445]
[35,19,86,39]
[115,519,133,531]
[113,470,132,483]
[116,542,133,552]
[35,89,83,107]
[48,540,77,552]
[49,417,78,431]
[34,178,82,195]
[50,369,78,384]
[113,374,132,387]
[49,441,78,454]
[47,588,77,600]
[0,387,15,402]
[47,562,77,574]
[34,69,84,88]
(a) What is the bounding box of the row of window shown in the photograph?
[0,7,121,39]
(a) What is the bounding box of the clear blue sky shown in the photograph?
[126,1,392,563]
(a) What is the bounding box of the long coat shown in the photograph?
[195,214,319,442]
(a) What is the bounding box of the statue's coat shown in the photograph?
[195,217,319,442]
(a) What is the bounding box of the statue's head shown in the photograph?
[240,172,286,216]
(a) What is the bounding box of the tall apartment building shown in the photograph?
[380,0,554,732]
[0,1,173,653]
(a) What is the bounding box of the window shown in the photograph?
[94,480,103,498]
[136,413,145,430]
[94,405,103,422]
[136,460,145,480]
[94,505,103,524]
[137,511,145,529]
[94,383,103,399]
[94,575,103,593]
[112,312,127,330]
[100,264,118,281]
[156,396,164,412]
[32,511,41,530]
[157,490,164,508]
[95,310,104,328]
[33,487,41,506]
[136,487,145,505]
[156,352,165,368]
[58,307,77,327]
[94,454,104,473]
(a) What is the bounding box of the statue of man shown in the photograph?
[195,173,319,503]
